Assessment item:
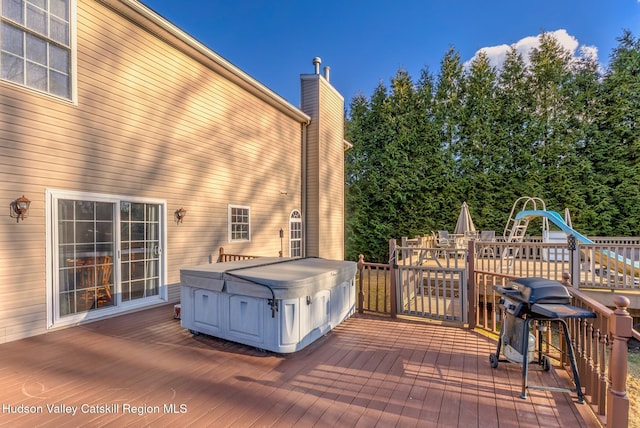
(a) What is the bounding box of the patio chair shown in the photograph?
[478,231,496,257]
[480,231,495,242]
[96,256,113,305]
[437,230,459,255]
[79,255,113,309]
[436,230,454,248]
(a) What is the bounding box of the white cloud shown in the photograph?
[579,45,599,62]
[464,29,598,71]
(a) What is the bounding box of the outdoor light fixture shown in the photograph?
[175,207,187,223]
[11,195,31,221]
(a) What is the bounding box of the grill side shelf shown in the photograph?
[530,303,596,319]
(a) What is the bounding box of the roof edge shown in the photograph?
[101,0,311,124]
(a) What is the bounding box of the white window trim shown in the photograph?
[228,204,251,242]
[45,188,168,329]
[0,0,78,104]
[289,209,303,258]
[70,0,78,104]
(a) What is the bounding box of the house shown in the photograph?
[0,0,348,343]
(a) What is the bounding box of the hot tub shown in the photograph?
[180,257,357,353]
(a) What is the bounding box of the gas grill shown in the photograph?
[490,277,596,403]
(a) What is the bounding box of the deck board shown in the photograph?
[0,304,601,427]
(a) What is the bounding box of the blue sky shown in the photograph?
[140,1,640,110]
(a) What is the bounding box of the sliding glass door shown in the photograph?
[58,200,115,315]
[51,191,165,325]
[120,202,161,302]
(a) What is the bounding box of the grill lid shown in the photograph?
[507,277,571,304]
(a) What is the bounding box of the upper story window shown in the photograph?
[1,0,72,99]
[228,205,250,242]
[289,209,302,257]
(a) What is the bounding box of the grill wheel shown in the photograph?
[489,353,499,369]
[541,355,551,371]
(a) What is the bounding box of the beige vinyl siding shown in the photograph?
[317,80,346,260]
[301,77,320,257]
[0,0,305,342]
[301,73,345,260]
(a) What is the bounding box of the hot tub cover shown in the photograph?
[180,258,281,292]
[180,257,357,299]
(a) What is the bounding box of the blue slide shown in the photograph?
[515,210,639,276]
[514,210,594,244]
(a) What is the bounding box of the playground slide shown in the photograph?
[515,210,640,278]
[515,210,593,244]
[597,250,640,278]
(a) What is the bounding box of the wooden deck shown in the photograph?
[0,304,601,427]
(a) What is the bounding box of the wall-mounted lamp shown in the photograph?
[175,207,187,224]
[279,228,284,257]
[11,195,31,221]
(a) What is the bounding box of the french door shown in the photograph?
[50,190,165,325]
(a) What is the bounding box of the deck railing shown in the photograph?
[357,238,636,428]
[217,247,260,263]
[474,241,571,281]
[472,263,633,427]
[219,241,634,427]
[575,243,640,290]
[356,256,393,315]
[473,239,640,292]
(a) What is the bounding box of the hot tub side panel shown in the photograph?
[181,286,224,337]
[330,278,356,326]
[228,294,268,347]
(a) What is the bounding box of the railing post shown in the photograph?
[389,239,397,318]
[357,254,365,314]
[559,272,572,366]
[568,235,580,289]
[218,247,225,263]
[560,272,572,288]
[607,295,632,428]
[467,239,476,329]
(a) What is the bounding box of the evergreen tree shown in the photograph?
[494,46,537,230]
[527,32,590,213]
[567,47,607,234]
[344,31,640,260]
[432,47,465,229]
[595,30,640,235]
[345,94,374,261]
[345,85,395,262]
[416,66,452,230]
[458,51,502,229]
[382,70,431,242]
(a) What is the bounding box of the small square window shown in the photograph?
[228,205,250,242]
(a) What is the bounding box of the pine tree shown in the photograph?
[527,32,591,214]
[344,31,640,259]
[458,51,502,229]
[567,47,607,234]
[432,47,465,229]
[345,85,396,262]
[385,69,433,238]
[595,30,640,235]
[494,46,537,227]
[416,66,452,230]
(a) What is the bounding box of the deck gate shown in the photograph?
[395,244,467,323]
